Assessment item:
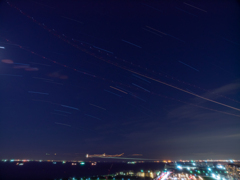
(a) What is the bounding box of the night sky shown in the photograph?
[0,0,240,161]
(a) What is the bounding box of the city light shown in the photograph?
[161,172,170,180]
[177,166,182,170]
[1,158,240,180]
[216,165,225,169]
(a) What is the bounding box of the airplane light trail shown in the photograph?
[129,70,240,112]
[110,86,128,94]
[99,156,159,161]
[142,28,163,37]
[54,110,72,114]
[179,61,199,72]
[86,153,124,158]
[0,74,22,77]
[32,77,53,81]
[183,2,207,12]
[93,46,113,54]
[89,103,106,110]
[85,114,102,121]
[55,122,71,127]
[132,83,150,92]
[28,91,49,95]
[61,16,83,24]
[51,112,68,117]
[101,61,240,112]
[121,39,142,48]
[132,74,151,83]
[104,90,122,97]
[61,104,79,110]
[4,4,240,113]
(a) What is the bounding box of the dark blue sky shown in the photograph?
[0,0,240,161]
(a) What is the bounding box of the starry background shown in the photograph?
[0,0,240,161]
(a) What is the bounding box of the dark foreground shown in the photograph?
[0,162,164,180]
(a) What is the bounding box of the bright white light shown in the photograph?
[208,168,212,171]
[193,163,196,166]
[187,167,190,170]
[177,166,182,169]
[161,172,170,180]
[212,174,215,178]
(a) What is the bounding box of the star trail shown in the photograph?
[0,0,240,161]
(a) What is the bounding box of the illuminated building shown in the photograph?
[226,163,240,180]
[115,170,160,178]
[136,172,145,177]
[127,161,136,164]
[91,162,97,165]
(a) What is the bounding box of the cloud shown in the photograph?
[167,82,240,123]
[1,59,14,64]
[1,59,39,71]
[223,133,240,138]
[191,82,240,108]
[166,132,240,143]
[48,71,68,79]
[208,82,240,95]
[25,67,39,71]
[192,82,240,104]
[84,137,105,142]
